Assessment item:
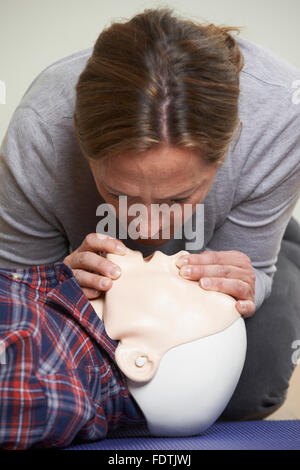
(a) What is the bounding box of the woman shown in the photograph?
[0,8,299,447]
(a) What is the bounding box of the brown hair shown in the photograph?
[74,7,244,165]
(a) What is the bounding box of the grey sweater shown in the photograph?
[0,35,300,310]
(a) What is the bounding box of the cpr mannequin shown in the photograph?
[90,248,247,437]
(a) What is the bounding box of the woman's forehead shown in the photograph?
[96,147,211,189]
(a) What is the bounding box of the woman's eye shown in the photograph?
[170,197,190,204]
[109,193,125,199]
[108,192,190,204]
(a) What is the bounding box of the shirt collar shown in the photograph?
[45,262,118,363]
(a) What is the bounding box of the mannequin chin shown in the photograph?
[90,248,247,437]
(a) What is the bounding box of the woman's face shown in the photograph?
[88,145,217,246]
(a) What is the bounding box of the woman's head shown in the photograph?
[74,7,244,163]
[74,7,244,244]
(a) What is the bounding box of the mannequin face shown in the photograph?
[88,145,217,245]
[90,248,240,382]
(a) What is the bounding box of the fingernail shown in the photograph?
[109,267,121,279]
[180,266,191,278]
[201,278,211,288]
[115,243,127,254]
[97,233,112,240]
[100,278,110,288]
[176,256,189,268]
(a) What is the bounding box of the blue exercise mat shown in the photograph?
[65,420,300,450]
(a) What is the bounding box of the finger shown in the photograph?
[73,268,113,292]
[179,263,252,284]
[71,251,122,280]
[79,233,128,256]
[81,287,102,300]
[176,250,252,269]
[236,300,256,318]
[199,277,253,301]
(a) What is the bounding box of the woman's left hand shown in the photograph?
[176,250,256,318]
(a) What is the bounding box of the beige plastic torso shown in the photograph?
[90,249,240,382]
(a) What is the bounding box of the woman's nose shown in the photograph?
[138,206,162,238]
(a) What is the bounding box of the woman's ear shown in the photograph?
[115,343,160,383]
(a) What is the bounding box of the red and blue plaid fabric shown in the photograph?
[0,262,146,449]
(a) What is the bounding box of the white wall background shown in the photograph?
[1,0,300,222]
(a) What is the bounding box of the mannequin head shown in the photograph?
[90,248,247,436]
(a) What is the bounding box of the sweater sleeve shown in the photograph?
[0,106,70,268]
[252,266,273,311]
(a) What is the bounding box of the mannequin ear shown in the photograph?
[115,344,159,383]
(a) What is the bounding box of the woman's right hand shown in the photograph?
[63,233,128,299]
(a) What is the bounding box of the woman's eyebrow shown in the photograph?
[102,181,202,199]
[160,185,202,199]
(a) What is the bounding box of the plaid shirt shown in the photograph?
[0,262,146,449]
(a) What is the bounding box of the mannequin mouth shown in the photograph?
[144,253,155,262]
